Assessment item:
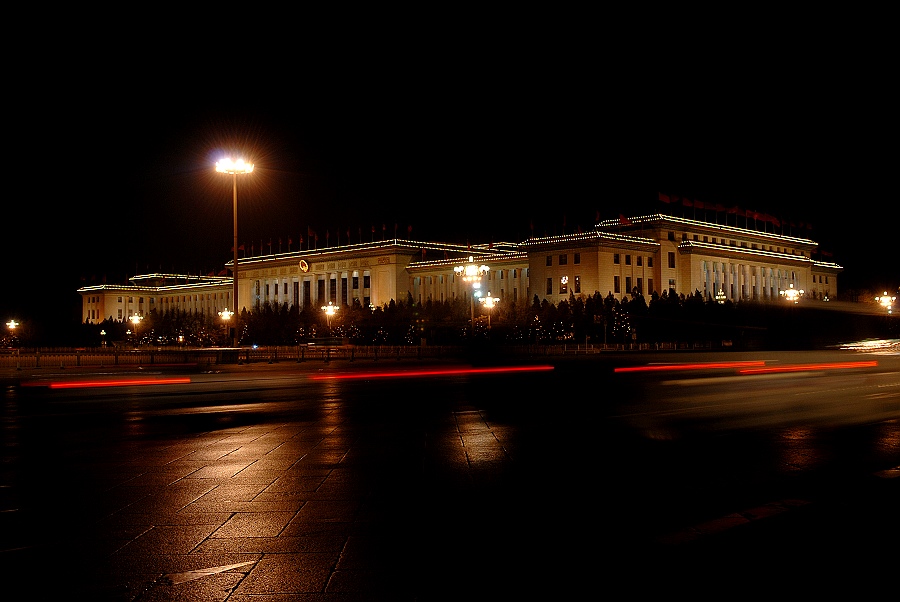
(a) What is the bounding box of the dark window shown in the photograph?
[668,252,675,268]
[614,276,620,294]
[559,254,567,266]
[625,255,631,266]
[613,253,620,264]
[546,255,552,266]
[546,277,553,295]
[574,253,580,264]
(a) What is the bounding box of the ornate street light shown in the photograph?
[480,293,500,330]
[875,291,896,314]
[454,256,489,336]
[219,309,234,345]
[129,314,143,346]
[715,289,726,304]
[780,283,804,303]
[6,319,18,348]
[216,157,254,347]
[322,301,338,332]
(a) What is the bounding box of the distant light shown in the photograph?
[875,291,895,313]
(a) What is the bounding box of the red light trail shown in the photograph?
[614,361,766,373]
[737,361,878,374]
[20,377,193,389]
[310,364,555,380]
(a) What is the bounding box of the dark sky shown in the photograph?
[3,36,896,337]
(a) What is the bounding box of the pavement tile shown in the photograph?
[212,511,296,538]
[231,553,334,595]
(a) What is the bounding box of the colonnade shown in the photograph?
[701,260,803,302]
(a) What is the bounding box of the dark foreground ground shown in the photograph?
[1,352,898,600]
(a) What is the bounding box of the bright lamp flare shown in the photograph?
[875,291,896,314]
[216,158,254,174]
[780,283,804,303]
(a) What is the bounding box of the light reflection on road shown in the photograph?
[614,351,900,434]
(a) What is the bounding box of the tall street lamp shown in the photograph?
[216,157,254,347]
[780,283,803,304]
[219,309,234,345]
[6,319,18,347]
[875,291,896,314]
[322,302,338,333]
[480,293,500,330]
[130,314,143,347]
[454,256,489,336]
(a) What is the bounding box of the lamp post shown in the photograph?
[322,302,338,333]
[129,314,143,347]
[780,283,803,304]
[454,256,489,337]
[219,309,234,345]
[875,291,896,314]
[480,293,500,330]
[6,319,18,347]
[715,289,726,304]
[216,157,254,347]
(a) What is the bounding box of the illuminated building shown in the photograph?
[77,213,841,323]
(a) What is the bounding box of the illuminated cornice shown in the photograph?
[77,280,233,294]
[678,240,815,264]
[598,214,817,246]
[228,238,519,268]
[128,273,230,284]
[522,231,658,249]
[811,261,843,271]
[407,252,529,271]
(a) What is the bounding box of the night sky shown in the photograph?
[3,37,896,340]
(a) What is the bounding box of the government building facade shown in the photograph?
[78,213,842,324]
